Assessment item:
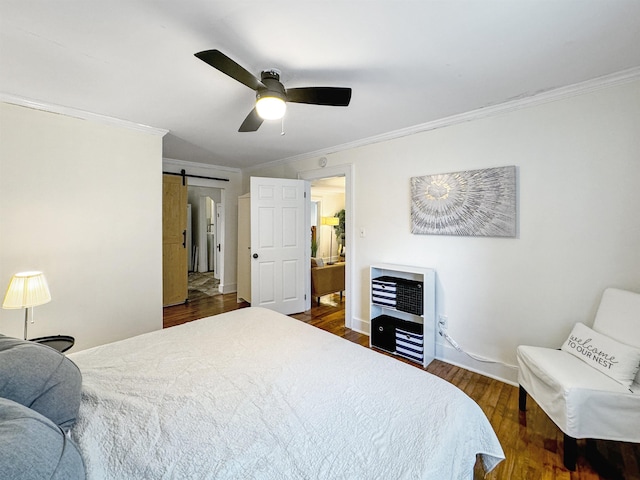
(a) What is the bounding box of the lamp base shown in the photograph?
[23,307,30,340]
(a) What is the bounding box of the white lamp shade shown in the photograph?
[2,271,51,309]
[256,96,287,120]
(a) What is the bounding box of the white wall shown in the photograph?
[0,102,163,351]
[163,158,243,294]
[244,79,640,383]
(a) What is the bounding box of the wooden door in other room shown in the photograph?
[163,174,188,306]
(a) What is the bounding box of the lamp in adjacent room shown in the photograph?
[2,271,51,340]
[321,216,340,265]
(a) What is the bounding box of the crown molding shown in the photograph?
[163,157,242,174]
[0,93,169,137]
[257,66,640,170]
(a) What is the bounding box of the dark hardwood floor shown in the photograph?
[163,290,249,329]
[163,293,640,480]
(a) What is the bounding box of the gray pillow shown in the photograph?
[0,397,85,479]
[0,335,82,431]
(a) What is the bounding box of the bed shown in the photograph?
[64,307,504,479]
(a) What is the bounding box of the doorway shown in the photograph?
[186,184,224,300]
[310,177,345,267]
[299,164,354,329]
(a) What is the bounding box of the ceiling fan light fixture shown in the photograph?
[194,50,352,131]
[256,94,287,120]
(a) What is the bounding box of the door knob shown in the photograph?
[253,253,258,259]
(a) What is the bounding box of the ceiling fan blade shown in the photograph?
[286,87,352,106]
[194,49,264,91]
[238,108,263,132]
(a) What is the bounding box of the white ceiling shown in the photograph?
[311,175,346,195]
[1,1,640,169]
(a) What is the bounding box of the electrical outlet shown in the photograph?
[438,315,448,329]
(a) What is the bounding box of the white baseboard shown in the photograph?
[219,282,236,295]
[434,341,518,386]
[350,316,370,336]
[351,318,517,386]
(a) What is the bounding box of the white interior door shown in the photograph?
[250,177,308,314]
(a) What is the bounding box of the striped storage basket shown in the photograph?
[395,327,424,364]
[371,276,397,308]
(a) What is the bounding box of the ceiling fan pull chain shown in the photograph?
[281,117,286,136]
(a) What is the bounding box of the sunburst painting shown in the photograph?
[411,166,516,237]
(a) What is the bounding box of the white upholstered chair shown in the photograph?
[517,288,640,470]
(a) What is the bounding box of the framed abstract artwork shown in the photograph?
[411,166,516,237]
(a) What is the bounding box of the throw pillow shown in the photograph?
[0,335,82,431]
[0,397,85,480]
[561,322,640,389]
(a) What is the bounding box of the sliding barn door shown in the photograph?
[162,174,188,306]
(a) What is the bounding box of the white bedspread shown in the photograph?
[70,307,504,479]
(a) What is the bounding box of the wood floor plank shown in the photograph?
[163,292,640,480]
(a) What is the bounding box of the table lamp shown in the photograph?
[2,271,51,340]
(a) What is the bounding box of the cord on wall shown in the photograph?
[438,326,497,364]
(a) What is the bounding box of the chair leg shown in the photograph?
[584,438,624,480]
[518,385,527,412]
[563,433,577,471]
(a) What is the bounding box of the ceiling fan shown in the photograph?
[194,49,352,132]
